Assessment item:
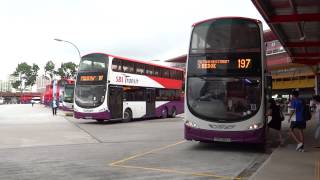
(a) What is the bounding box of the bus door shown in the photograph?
[109,86,123,119]
[146,88,156,117]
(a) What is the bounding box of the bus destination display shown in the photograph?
[80,75,104,81]
[197,58,252,70]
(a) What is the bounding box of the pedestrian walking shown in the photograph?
[288,91,306,152]
[266,98,283,145]
[52,98,58,116]
[312,95,320,141]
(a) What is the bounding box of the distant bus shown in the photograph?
[184,17,268,144]
[74,53,184,123]
[61,83,75,111]
[42,79,74,109]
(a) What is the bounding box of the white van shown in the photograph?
[31,97,41,104]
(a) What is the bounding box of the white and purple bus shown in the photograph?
[74,53,184,123]
[61,83,75,111]
[185,17,268,144]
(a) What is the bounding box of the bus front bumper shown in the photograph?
[74,111,111,120]
[184,124,265,144]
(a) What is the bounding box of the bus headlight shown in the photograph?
[185,120,198,128]
[248,123,263,130]
[74,107,79,112]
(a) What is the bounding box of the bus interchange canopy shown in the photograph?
[252,0,320,65]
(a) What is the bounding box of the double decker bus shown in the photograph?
[185,17,269,144]
[74,53,184,123]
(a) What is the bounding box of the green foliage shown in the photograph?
[11,62,39,92]
[44,60,55,80]
[56,62,78,79]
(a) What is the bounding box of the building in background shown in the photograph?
[36,75,51,93]
[0,80,12,92]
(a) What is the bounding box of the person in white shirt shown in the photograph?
[312,95,320,140]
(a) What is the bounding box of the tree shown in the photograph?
[56,62,78,79]
[11,62,40,93]
[44,60,55,80]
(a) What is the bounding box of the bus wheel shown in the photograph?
[161,107,168,119]
[123,109,132,123]
[170,107,176,118]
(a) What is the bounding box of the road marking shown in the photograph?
[112,164,242,180]
[109,140,243,180]
[109,140,186,166]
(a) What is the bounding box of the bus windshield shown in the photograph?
[63,84,74,103]
[79,54,108,71]
[75,85,106,108]
[187,76,261,122]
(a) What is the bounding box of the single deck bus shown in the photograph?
[74,53,184,123]
[185,17,270,144]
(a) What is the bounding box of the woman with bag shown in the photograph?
[266,98,284,145]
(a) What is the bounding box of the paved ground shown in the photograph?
[0,104,272,180]
[250,114,320,180]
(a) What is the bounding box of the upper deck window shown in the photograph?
[191,19,261,54]
[79,54,108,71]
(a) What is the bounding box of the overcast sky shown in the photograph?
[0,0,268,80]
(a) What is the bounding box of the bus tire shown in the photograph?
[161,107,168,119]
[123,109,132,123]
[170,107,176,118]
[96,119,104,123]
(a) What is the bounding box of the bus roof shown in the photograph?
[83,52,184,72]
[192,16,261,27]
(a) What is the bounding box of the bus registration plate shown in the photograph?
[213,137,231,142]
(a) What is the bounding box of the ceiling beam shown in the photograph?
[293,59,320,65]
[269,13,320,23]
[293,53,320,58]
[286,41,320,47]
[270,1,320,9]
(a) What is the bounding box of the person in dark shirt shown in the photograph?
[288,91,306,152]
[266,98,283,144]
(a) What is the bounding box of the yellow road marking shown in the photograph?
[109,140,243,180]
[109,140,186,166]
[112,164,242,180]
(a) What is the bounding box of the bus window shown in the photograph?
[135,63,145,75]
[123,61,129,72]
[112,59,122,72]
[154,67,161,77]
[127,62,134,73]
[93,61,105,69]
[146,65,154,76]
[162,69,170,78]
[170,70,176,79]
